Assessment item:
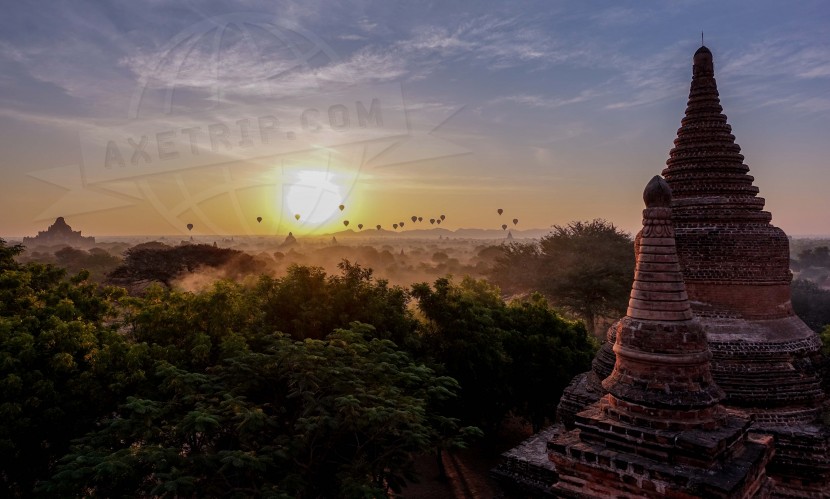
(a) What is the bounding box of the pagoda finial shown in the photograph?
[643,175,671,208]
[701,31,704,47]
[626,177,691,322]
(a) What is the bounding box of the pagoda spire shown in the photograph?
[544,177,774,497]
[662,46,769,221]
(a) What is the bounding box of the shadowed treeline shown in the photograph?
[0,238,595,497]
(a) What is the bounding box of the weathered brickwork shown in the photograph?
[498,45,830,498]
[661,46,829,496]
[544,176,774,498]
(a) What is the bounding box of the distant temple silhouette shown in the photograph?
[494,46,830,497]
[280,231,297,248]
[23,217,95,248]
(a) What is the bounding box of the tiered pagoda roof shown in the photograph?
[548,176,773,498]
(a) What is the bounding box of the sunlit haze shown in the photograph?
[1,1,829,237]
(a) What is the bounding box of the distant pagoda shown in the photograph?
[280,231,297,248]
[23,217,95,248]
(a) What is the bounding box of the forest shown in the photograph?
[0,236,596,497]
[4,221,830,497]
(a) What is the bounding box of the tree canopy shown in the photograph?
[490,219,634,333]
[411,277,596,432]
[0,238,596,497]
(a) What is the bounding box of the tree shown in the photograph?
[254,261,418,347]
[411,277,596,433]
[107,243,257,290]
[490,219,634,333]
[412,277,513,432]
[503,294,597,432]
[0,239,137,495]
[798,246,830,269]
[791,279,830,333]
[54,246,122,282]
[488,241,542,297]
[43,325,472,498]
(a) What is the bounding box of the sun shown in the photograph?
[284,170,343,225]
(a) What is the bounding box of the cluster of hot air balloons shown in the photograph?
[334,211,447,232]
[185,203,522,237]
[496,208,519,230]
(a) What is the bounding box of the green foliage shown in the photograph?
[255,261,418,346]
[411,277,596,432]
[0,239,133,495]
[53,247,122,282]
[490,219,634,332]
[412,277,512,431]
[503,294,598,432]
[43,325,466,498]
[1,236,596,497]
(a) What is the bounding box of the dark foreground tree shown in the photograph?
[411,277,596,433]
[0,239,134,495]
[42,324,471,498]
[503,293,597,432]
[2,240,595,497]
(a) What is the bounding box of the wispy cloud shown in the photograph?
[722,37,830,80]
[402,15,572,71]
[490,88,605,110]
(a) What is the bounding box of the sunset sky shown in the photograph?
[1,1,829,237]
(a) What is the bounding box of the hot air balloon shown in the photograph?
[399,222,405,227]
[497,208,503,215]
[339,204,345,211]
[411,216,417,223]
[501,224,507,230]
[418,217,423,222]
[294,214,301,221]
[393,223,398,229]
[440,214,445,221]
[376,225,382,230]
[513,218,519,225]
[430,219,435,224]
[343,220,349,227]
[437,219,442,225]
[256,216,262,223]
[358,224,363,230]
[186,223,194,231]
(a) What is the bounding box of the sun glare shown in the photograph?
[284,170,343,225]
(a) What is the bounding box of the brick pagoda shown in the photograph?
[495,46,830,497]
[548,175,773,497]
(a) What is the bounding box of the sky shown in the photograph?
[1,0,829,237]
